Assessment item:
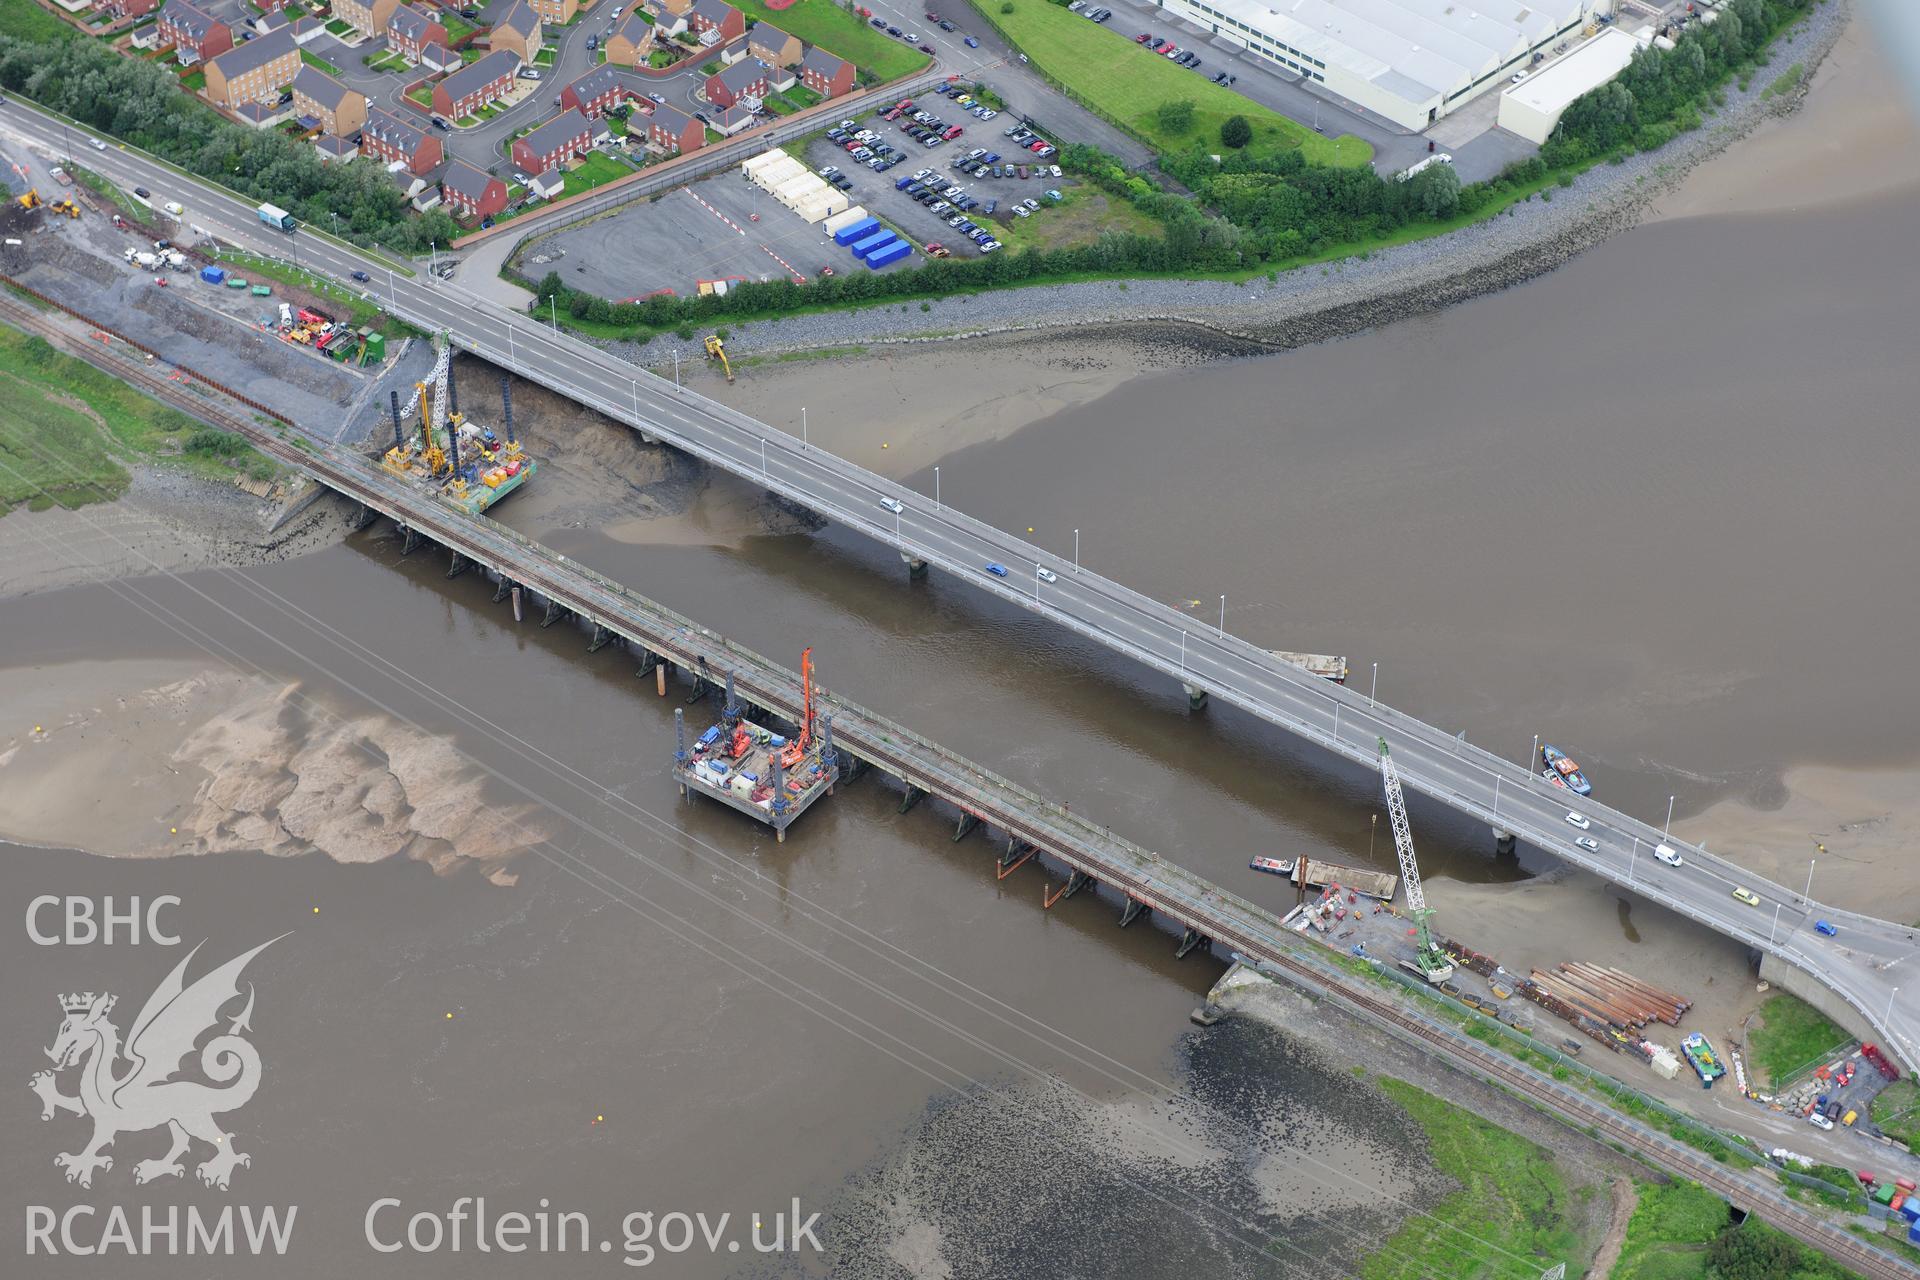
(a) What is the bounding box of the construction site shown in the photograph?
[379,334,536,518]
[673,648,839,841]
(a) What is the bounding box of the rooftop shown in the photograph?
[439,48,521,101]
[519,107,594,155]
[442,159,501,200]
[207,28,297,82]
[292,65,356,110]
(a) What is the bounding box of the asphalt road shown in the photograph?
[11,99,1916,1070]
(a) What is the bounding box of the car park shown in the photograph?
[1021,197,1040,211]
[1016,165,1029,178]
[1564,811,1590,830]
[984,563,1009,578]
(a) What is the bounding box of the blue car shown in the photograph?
[1815,920,1839,937]
[983,562,1008,578]
[964,35,980,47]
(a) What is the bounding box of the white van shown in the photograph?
[162,200,183,216]
[1653,843,1683,867]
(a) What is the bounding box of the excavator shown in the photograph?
[778,647,816,770]
[703,333,733,383]
[16,188,40,211]
[48,197,80,219]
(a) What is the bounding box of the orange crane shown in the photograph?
[779,647,815,769]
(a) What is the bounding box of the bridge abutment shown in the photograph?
[1758,951,1880,1054]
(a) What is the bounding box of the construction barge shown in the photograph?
[381,334,535,516]
[674,649,840,841]
[1251,855,1398,901]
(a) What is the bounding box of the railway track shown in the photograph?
[5,289,1911,1279]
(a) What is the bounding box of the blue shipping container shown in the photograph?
[200,266,227,285]
[866,241,911,270]
[849,231,896,260]
[832,217,880,246]
[1909,1219,1920,1243]
[1904,1201,1920,1223]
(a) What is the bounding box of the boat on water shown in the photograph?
[1250,856,1293,877]
[1682,1032,1727,1088]
[1541,744,1593,796]
[1540,769,1567,790]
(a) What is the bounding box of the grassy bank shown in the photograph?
[204,247,403,332]
[1870,1080,1920,1150]
[0,323,275,514]
[1362,1077,1580,1279]
[0,0,77,43]
[1609,1179,1729,1279]
[972,0,1366,166]
[733,0,928,80]
[1748,993,1850,1089]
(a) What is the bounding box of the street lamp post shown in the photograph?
[801,406,807,446]
[1805,858,1816,903]
[933,466,940,508]
[1073,528,1079,572]
[549,297,558,333]
[672,351,681,385]
[429,241,437,279]
[1629,836,1639,885]
[632,378,639,419]
[1370,662,1378,708]
[1664,795,1675,839]
[1888,987,1901,1025]
[1531,733,1539,772]
[760,438,767,479]
[1770,902,1782,944]
[1179,631,1187,674]
[1218,594,1226,637]
[1034,565,1042,601]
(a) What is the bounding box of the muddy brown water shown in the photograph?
[5,50,1919,1276]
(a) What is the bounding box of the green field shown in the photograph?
[0,323,280,514]
[1748,994,1850,1089]
[988,186,1160,252]
[1363,1078,1581,1280]
[1870,1079,1920,1150]
[208,247,391,330]
[733,0,928,80]
[0,0,75,40]
[975,0,1367,166]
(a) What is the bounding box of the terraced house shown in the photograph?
[292,67,368,137]
[386,4,449,64]
[558,65,630,120]
[704,57,771,112]
[486,0,543,64]
[798,46,853,100]
[686,0,743,46]
[94,0,158,22]
[441,160,509,220]
[602,10,656,67]
[360,106,444,175]
[155,1,234,66]
[511,108,597,175]
[203,29,300,108]
[528,0,582,24]
[333,0,402,41]
[432,48,520,120]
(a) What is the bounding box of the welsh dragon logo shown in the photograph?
[29,936,283,1191]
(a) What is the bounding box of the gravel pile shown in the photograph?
[605,0,1850,363]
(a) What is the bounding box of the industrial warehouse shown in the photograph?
[1155,0,1602,130]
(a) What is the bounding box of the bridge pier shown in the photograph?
[902,553,928,581]
[953,811,980,843]
[349,502,378,531]
[1119,896,1151,928]
[1176,927,1209,959]
[588,623,615,654]
[399,524,422,556]
[997,838,1034,880]
[1043,869,1095,909]
[899,786,925,814]
[1183,683,1209,712]
[635,647,660,677]
[686,675,710,705]
[446,550,470,580]
[492,576,515,604]
[540,597,568,629]
[1493,831,1517,859]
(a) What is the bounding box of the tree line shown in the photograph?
[0,33,461,254]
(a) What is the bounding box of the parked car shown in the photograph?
[870,16,887,26]
[1021,197,1040,210]
[1809,1112,1834,1131]
[586,34,597,49]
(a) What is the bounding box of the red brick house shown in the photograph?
[442,160,509,220]
[360,107,444,175]
[704,57,769,111]
[386,5,448,64]
[559,65,631,120]
[746,22,801,68]
[96,0,159,21]
[686,0,743,45]
[156,1,234,65]
[647,102,704,155]
[799,46,854,100]
[511,108,595,175]
[431,49,519,120]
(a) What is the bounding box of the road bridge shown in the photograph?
[7,101,1915,1072]
[7,288,1916,1279]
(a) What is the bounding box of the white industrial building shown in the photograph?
[1155,0,1604,131]
[740,149,851,224]
[1496,26,1644,143]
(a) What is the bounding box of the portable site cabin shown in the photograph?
[822,206,869,236]
[866,240,910,269]
[849,230,896,260]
